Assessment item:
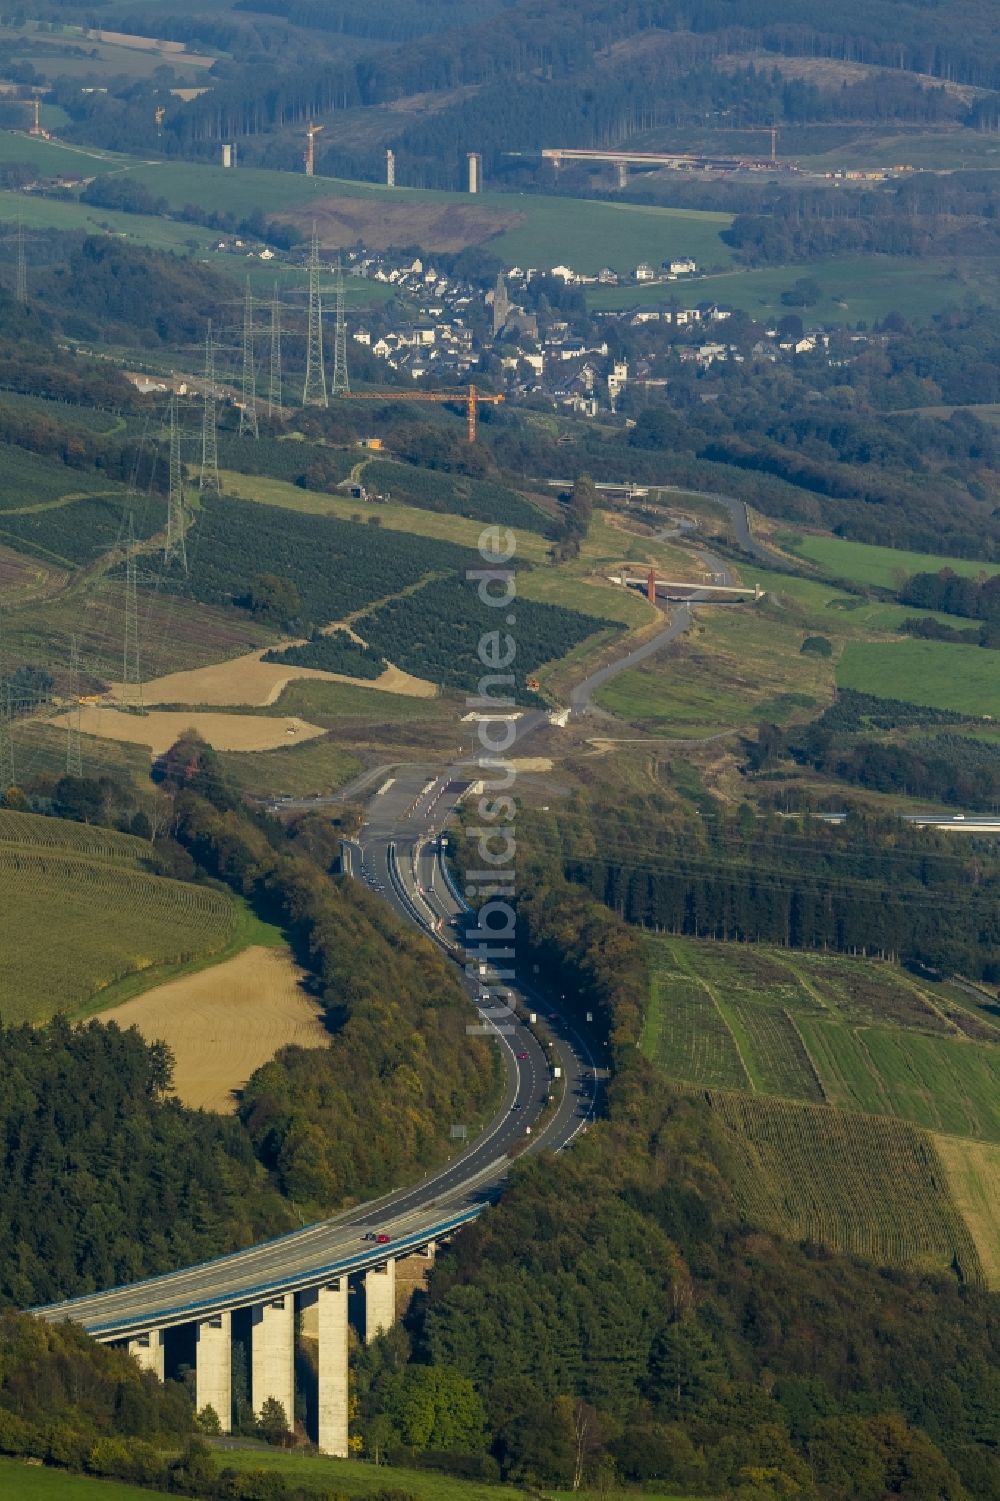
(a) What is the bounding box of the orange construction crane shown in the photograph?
[16,98,49,139]
[304,122,324,176]
[340,383,503,442]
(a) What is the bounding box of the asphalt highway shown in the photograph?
[35,770,600,1339]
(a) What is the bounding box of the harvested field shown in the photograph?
[50,705,326,756]
[288,196,522,254]
[99,946,327,1113]
[137,646,437,707]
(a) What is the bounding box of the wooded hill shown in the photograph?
[43,0,1000,187]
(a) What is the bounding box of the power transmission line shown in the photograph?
[164,397,188,572]
[0,612,13,795]
[14,216,26,307]
[65,634,82,778]
[331,253,349,396]
[0,680,14,796]
[200,321,220,491]
[268,282,283,418]
[302,224,328,407]
[239,277,259,438]
[121,515,143,711]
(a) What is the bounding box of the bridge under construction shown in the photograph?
[617,567,763,603]
[542,144,790,186]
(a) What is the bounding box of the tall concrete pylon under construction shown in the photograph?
[239,279,259,438]
[303,226,328,407]
[200,321,220,491]
[331,255,349,396]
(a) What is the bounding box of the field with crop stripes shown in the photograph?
[704,1092,986,1284]
[0,811,235,1023]
[0,444,128,513]
[642,963,749,1089]
[781,950,955,1033]
[0,493,154,566]
[648,937,1000,1139]
[645,935,1000,1278]
[728,1001,826,1101]
[793,1017,1000,1138]
[0,809,151,860]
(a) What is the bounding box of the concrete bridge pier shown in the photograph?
[364,1259,396,1344]
[301,1280,349,1457]
[195,1311,232,1432]
[251,1295,295,1425]
[127,1329,164,1378]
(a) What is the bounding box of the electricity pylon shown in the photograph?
[0,613,13,795]
[268,283,282,418]
[164,399,188,572]
[331,254,350,396]
[239,278,259,438]
[302,225,327,407]
[0,680,14,796]
[200,321,220,491]
[14,216,26,306]
[66,634,82,778]
[121,515,143,711]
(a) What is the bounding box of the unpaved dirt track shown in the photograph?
[129,648,437,706]
[99,946,328,1113]
[52,706,326,755]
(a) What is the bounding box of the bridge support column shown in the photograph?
[195,1311,232,1432]
[127,1329,164,1378]
[251,1295,294,1426]
[302,1280,349,1457]
[615,159,628,188]
[364,1259,396,1344]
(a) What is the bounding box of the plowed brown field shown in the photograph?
[100,946,328,1112]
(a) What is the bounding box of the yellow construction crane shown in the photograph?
[304,122,324,177]
[341,383,503,443]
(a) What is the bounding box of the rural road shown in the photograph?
[568,505,737,718]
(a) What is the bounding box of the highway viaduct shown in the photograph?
[33,766,600,1458]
